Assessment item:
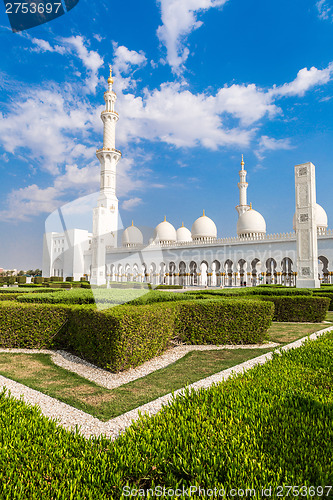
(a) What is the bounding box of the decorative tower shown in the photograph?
[91,66,122,285]
[295,162,320,288]
[236,155,250,216]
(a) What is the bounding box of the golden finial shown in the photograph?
[250,202,252,210]
[241,154,245,168]
[131,220,134,226]
[203,209,205,217]
[108,64,114,84]
[182,221,184,227]
[164,215,166,222]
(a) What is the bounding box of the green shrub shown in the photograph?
[174,298,274,344]
[80,281,91,289]
[61,302,177,371]
[65,277,74,282]
[310,290,333,310]
[257,296,330,322]
[127,290,205,305]
[16,276,26,284]
[49,282,72,289]
[0,302,69,348]
[7,277,15,285]
[155,284,183,289]
[50,276,64,282]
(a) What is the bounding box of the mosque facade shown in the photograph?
[42,71,333,287]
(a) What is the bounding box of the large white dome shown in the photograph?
[191,211,217,240]
[122,222,143,247]
[176,223,192,243]
[155,217,177,243]
[237,207,266,237]
[292,203,328,232]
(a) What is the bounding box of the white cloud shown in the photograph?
[61,36,104,94]
[0,184,61,221]
[156,0,228,73]
[255,135,293,161]
[215,84,280,126]
[0,154,145,221]
[116,82,253,150]
[0,87,97,174]
[316,0,333,20]
[271,63,333,97]
[30,37,66,55]
[122,197,143,210]
[112,44,147,75]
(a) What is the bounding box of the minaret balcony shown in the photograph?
[101,110,119,117]
[96,147,122,156]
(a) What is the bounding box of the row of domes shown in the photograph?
[122,203,328,247]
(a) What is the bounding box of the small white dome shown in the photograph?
[237,207,266,236]
[316,203,328,229]
[176,223,192,243]
[292,203,328,231]
[122,223,143,247]
[191,211,217,240]
[155,217,177,243]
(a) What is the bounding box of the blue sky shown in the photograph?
[0,0,333,269]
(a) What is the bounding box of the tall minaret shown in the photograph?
[91,66,121,285]
[236,155,250,216]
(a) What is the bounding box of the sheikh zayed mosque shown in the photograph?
[42,69,333,288]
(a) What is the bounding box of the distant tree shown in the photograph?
[17,270,25,276]
[26,269,34,276]
[34,269,42,276]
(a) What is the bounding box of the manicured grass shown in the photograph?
[0,321,328,421]
[267,322,326,345]
[0,331,332,497]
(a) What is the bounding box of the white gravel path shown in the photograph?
[0,326,331,440]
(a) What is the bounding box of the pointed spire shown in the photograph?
[203,209,205,217]
[131,220,134,226]
[164,215,166,222]
[107,64,114,91]
[182,221,184,227]
[250,202,252,210]
[241,154,245,170]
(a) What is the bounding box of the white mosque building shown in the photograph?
[42,69,333,287]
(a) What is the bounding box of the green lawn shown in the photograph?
[0,320,329,421]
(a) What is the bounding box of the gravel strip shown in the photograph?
[0,326,331,440]
[0,342,279,390]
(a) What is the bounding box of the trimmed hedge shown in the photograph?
[310,290,333,311]
[60,302,177,371]
[175,298,274,344]
[0,302,69,348]
[154,285,184,290]
[257,296,330,322]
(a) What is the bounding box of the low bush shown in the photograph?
[61,302,177,371]
[257,296,329,322]
[175,298,274,344]
[127,290,206,306]
[0,302,69,348]
[311,290,333,310]
[50,276,63,282]
[16,276,26,284]
[154,284,184,289]
[33,277,43,284]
